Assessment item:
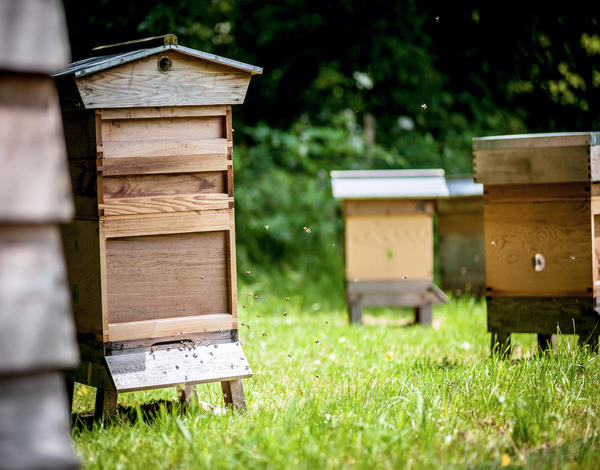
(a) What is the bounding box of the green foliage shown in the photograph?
[72,298,600,469]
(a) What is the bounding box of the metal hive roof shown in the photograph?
[330,169,449,199]
[446,175,483,197]
[52,44,263,78]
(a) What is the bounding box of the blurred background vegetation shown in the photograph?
[61,0,600,306]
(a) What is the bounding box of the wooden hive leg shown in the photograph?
[490,330,511,358]
[537,334,557,354]
[221,380,246,412]
[415,305,432,326]
[94,386,118,420]
[179,383,198,407]
[349,303,363,324]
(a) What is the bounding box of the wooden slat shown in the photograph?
[484,183,590,203]
[106,231,230,323]
[473,133,591,151]
[105,341,251,392]
[100,211,233,237]
[99,154,229,175]
[99,106,227,120]
[101,194,232,216]
[108,314,235,342]
[436,196,483,215]
[484,200,592,297]
[101,138,228,159]
[76,52,252,108]
[473,147,590,184]
[343,199,435,216]
[101,116,224,142]
[345,213,434,281]
[103,172,226,199]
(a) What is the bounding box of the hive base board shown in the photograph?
[66,341,251,418]
[346,280,448,325]
[487,296,600,356]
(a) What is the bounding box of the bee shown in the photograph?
[242,304,247,309]
[262,332,267,337]
[421,103,428,110]
[303,226,311,233]
[255,295,260,300]
[284,297,290,301]
[245,270,251,275]
[401,275,407,280]
[435,15,440,22]
[570,256,576,261]
[283,312,288,317]
[264,225,269,230]
[175,365,179,369]
[288,354,293,358]
[256,314,262,318]
[314,340,319,344]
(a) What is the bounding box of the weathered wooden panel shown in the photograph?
[0,76,73,221]
[101,116,224,142]
[76,52,252,108]
[102,138,228,159]
[102,194,232,216]
[485,183,589,203]
[106,231,229,323]
[0,225,79,372]
[473,147,590,185]
[105,341,251,392]
[99,154,229,176]
[103,172,225,199]
[345,214,433,281]
[99,105,227,120]
[100,211,233,238]
[484,200,592,297]
[107,314,235,343]
[343,199,434,216]
[61,220,103,337]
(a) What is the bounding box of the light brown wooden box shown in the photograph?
[437,177,485,295]
[54,36,261,416]
[473,132,600,354]
[331,170,449,324]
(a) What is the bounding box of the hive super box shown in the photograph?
[54,35,262,416]
[473,132,600,354]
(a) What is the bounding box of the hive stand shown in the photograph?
[331,170,449,325]
[53,35,262,417]
[473,133,600,356]
[437,176,485,296]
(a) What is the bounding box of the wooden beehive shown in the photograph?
[331,170,449,324]
[53,35,262,416]
[473,132,600,354]
[437,176,485,295]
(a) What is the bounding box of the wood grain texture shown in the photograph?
[221,379,246,411]
[100,211,233,237]
[101,194,232,215]
[343,199,435,216]
[101,116,224,142]
[436,196,483,215]
[99,154,229,176]
[473,146,590,184]
[106,231,229,323]
[591,146,600,182]
[485,183,590,203]
[345,213,433,281]
[0,76,73,221]
[102,138,228,159]
[76,52,252,108]
[105,341,251,392]
[473,133,591,151]
[61,220,103,337]
[108,314,235,342]
[484,200,592,297]
[99,106,227,120]
[103,172,225,199]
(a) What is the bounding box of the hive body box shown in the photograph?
[437,176,485,295]
[473,133,600,354]
[54,37,262,416]
[331,170,449,324]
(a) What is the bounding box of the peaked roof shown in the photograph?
[330,169,449,199]
[53,43,263,78]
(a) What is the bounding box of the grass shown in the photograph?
[72,290,600,469]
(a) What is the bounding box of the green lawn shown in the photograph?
[72,291,600,469]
